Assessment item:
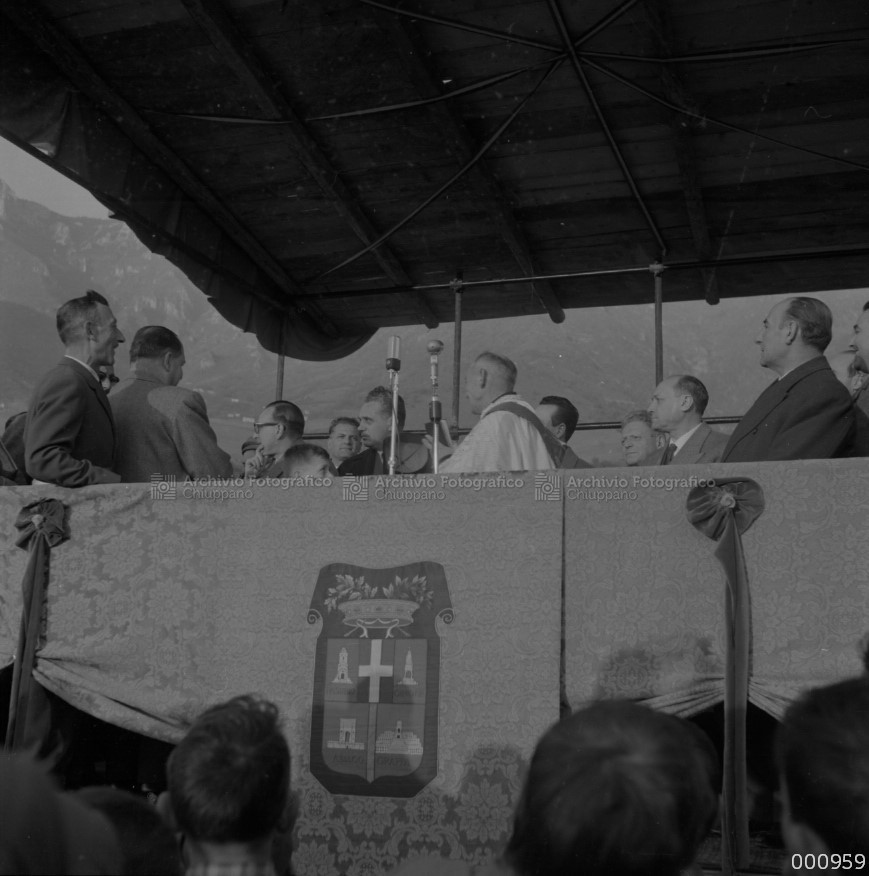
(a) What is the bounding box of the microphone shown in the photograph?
[386,336,401,372]
[427,339,444,386]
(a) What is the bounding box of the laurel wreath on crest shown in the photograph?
[324,573,433,613]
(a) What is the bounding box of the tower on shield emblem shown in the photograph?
[308,561,453,797]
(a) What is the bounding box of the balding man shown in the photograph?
[26,289,125,486]
[620,410,662,466]
[644,375,728,465]
[245,400,306,477]
[111,326,232,482]
[436,352,558,473]
[721,297,855,462]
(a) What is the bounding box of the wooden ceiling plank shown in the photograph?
[376,8,566,324]
[0,0,345,337]
[180,0,439,329]
[643,0,720,304]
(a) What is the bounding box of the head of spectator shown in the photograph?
[503,701,719,876]
[56,289,125,370]
[536,396,579,444]
[128,326,186,387]
[0,752,123,874]
[327,417,361,465]
[166,695,292,873]
[97,365,120,394]
[358,386,405,451]
[647,375,709,441]
[76,786,182,876]
[826,350,868,400]
[284,443,331,479]
[465,352,517,416]
[620,411,662,466]
[253,400,305,460]
[776,643,869,862]
[850,301,869,371]
[757,297,833,376]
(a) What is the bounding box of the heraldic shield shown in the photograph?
[308,561,453,797]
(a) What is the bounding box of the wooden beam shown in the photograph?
[0,0,344,337]
[180,0,439,329]
[373,10,566,324]
[643,0,721,305]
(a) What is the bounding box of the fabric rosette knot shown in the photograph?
[686,478,763,541]
[7,498,70,752]
[685,477,764,871]
[15,498,70,550]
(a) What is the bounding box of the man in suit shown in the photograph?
[110,326,232,482]
[620,410,663,466]
[644,375,728,465]
[849,300,869,417]
[535,395,590,469]
[339,386,430,475]
[721,297,855,462]
[244,401,306,477]
[25,290,125,486]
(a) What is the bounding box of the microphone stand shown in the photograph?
[386,336,401,475]
[427,340,444,473]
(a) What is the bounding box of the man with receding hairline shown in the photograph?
[644,375,728,465]
[245,400,306,478]
[111,326,232,482]
[721,297,856,461]
[25,289,125,486]
[434,351,558,473]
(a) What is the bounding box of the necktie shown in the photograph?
[661,443,677,465]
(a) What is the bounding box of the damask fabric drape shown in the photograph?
[1,459,868,873]
[563,459,869,713]
[0,479,561,873]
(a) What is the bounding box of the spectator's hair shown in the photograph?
[621,409,653,430]
[328,416,359,435]
[167,695,291,845]
[539,395,580,441]
[129,326,183,362]
[672,375,710,416]
[475,351,517,390]
[364,386,405,431]
[776,647,869,855]
[783,297,833,352]
[264,400,305,440]
[504,701,720,876]
[76,787,182,876]
[56,290,110,344]
[284,442,330,473]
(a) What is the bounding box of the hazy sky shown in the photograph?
[0,137,110,219]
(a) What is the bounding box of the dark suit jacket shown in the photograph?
[721,357,856,462]
[642,422,729,465]
[25,358,121,486]
[110,377,233,482]
[338,439,432,476]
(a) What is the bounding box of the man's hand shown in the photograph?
[244,448,273,478]
[422,422,456,461]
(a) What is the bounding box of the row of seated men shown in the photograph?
[2,291,868,487]
[3,640,869,875]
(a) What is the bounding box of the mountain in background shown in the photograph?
[1,177,865,465]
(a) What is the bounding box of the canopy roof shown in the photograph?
[2,0,868,358]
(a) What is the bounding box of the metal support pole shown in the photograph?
[275,353,286,400]
[651,263,665,385]
[450,272,463,441]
